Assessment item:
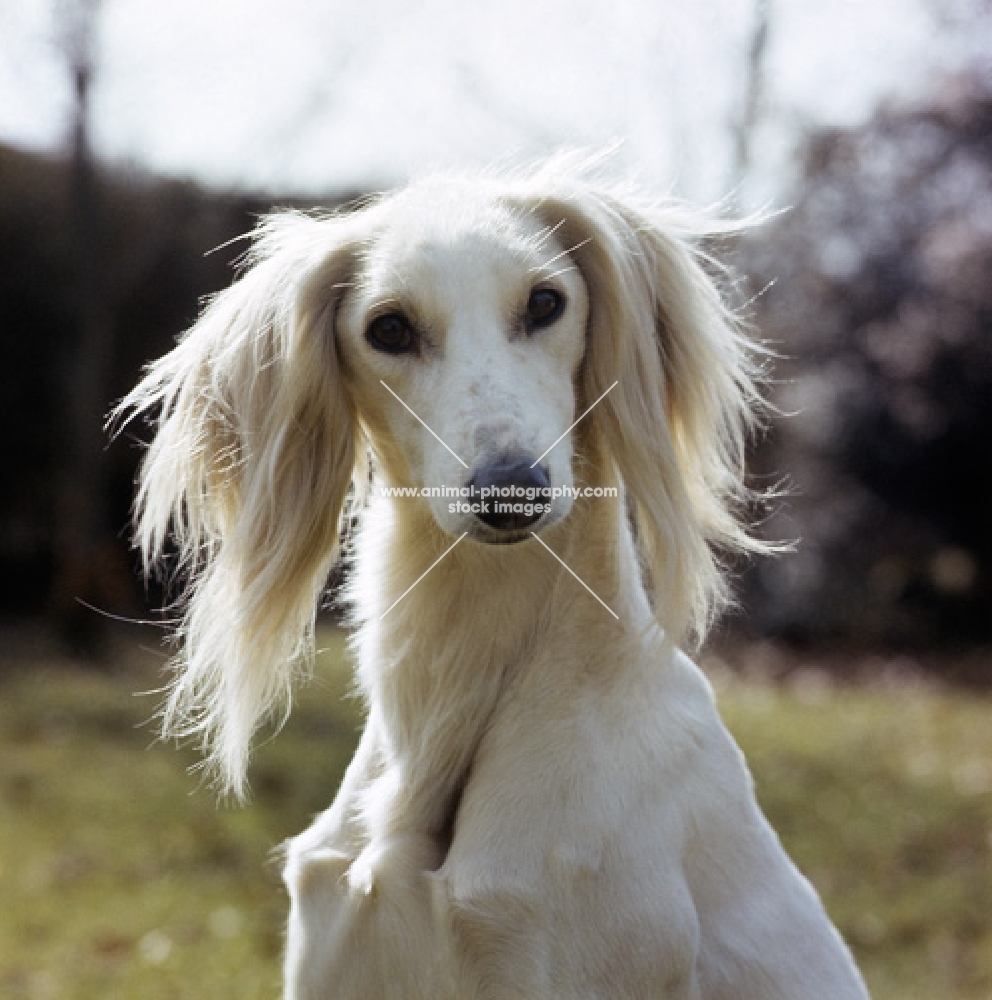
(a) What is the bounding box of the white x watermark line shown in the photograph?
[530,381,618,468]
[379,531,469,621]
[529,532,619,619]
[380,380,468,469]
[375,376,621,621]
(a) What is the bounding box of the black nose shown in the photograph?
[468,454,550,532]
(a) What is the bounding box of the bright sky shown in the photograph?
[0,0,979,206]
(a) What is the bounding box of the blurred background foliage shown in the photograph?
[2,63,991,665]
[739,68,992,654]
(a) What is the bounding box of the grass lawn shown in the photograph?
[0,628,989,999]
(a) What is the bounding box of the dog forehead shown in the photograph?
[360,184,550,296]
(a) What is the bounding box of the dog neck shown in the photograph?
[345,475,658,847]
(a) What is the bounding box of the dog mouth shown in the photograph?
[462,504,564,546]
[466,524,535,546]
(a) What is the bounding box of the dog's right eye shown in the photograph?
[526,287,565,331]
[366,313,417,355]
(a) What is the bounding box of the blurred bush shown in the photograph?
[0,143,348,638]
[738,69,992,654]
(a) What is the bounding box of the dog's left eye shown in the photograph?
[526,288,565,331]
[366,313,417,354]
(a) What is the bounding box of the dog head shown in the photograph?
[115,159,766,792]
[334,177,589,544]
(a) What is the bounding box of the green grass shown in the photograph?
[1,631,989,999]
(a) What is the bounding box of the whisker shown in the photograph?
[529,237,593,273]
[535,265,579,283]
[531,218,567,249]
[204,231,254,257]
[369,297,404,314]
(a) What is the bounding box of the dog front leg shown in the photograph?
[283,719,456,1000]
[284,834,455,1000]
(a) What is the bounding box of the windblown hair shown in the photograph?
[114,213,368,794]
[509,164,771,644]
[114,158,769,795]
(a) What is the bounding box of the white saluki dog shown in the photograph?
[119,159,871,999]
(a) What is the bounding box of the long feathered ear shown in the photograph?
[112,211,367,796]
[519,175,770,648]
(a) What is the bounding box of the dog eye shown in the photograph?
[526,288,565,331]
[366,313,417,354]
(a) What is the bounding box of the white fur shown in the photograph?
[117,158,870,999]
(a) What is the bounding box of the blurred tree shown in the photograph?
[741,63,992,653]
[48,0,131,649]
[729,0,772,200]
